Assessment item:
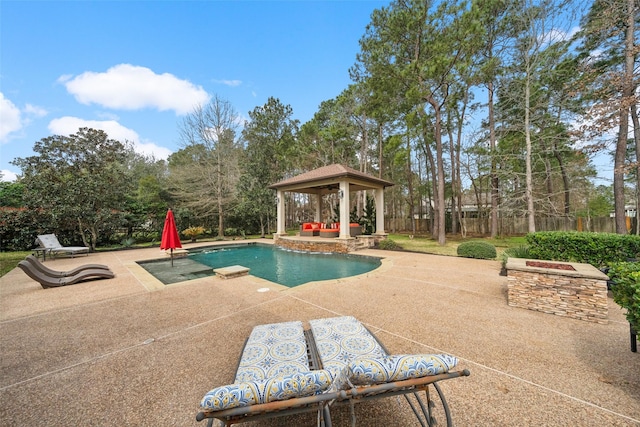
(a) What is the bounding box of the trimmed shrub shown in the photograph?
[457,241,497,260]
[378,239,402,251]
[526,231,640,267]
[607,262,640,334]
[500,245,532,267]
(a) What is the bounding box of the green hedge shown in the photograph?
[457,241,496,260]
[525,232,640,267]
[607,262,640,334]
[378,239,402,251]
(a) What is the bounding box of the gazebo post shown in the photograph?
[339,181,350,239]
[276,190,286,235]
[314,193,322,223]
[374,187,387,235]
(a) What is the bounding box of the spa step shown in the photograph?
[213,265,250,279]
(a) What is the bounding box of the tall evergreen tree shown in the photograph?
[239,97,299,236]
[355,0,481,244]
[574,0,639,234]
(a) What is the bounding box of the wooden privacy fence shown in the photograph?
[385,216,629,235]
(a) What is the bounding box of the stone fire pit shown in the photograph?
[505,258,610,324]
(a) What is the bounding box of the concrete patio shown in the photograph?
[1,241,638,426]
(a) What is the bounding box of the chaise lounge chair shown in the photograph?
[197,320,335,426]
[196,316,469,426]
[24,255,111,278]
[309,315,467,426]
[36,234,89,259]
[17,260,114,289]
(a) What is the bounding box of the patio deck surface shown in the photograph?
[1,240,639,426]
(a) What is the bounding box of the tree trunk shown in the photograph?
[544,156,553,215]
[378,122,384,179]
[448,122,458,235]
[488,79,499,238]
[525,73,536,233]
[217,155,225,238]
[552,142,571,216]
[429,98,447,246]
[418,111,438,240]
[614,0,635,234]
[406,133,416,236]
[632,103,640,234]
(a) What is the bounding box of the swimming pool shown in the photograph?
[138,243,381,287]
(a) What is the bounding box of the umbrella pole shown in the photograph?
[170,248,174,267]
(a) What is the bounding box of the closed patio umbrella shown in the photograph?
[160,209,182,266]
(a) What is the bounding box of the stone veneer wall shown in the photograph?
[275,236,354,253]
[506,259,609,324]
[273,234,385,253]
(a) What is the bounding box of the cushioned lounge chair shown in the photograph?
[24,255,111,278]
[197,320,334,426]
[36,234,89,259]
[309,316,468,426]
[196,317,469,426]
[17,260,114,289]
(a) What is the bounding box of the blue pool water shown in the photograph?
[139,243,381,287]
[189,243,381,287]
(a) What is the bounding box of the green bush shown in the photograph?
[500,245,532,267]
[225,227,239,236]
[457,241,497,260]
[607,262,640,334]
[526,232,640,267]
[378,239,402,251]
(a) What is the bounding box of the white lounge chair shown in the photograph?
[36,234,89,259]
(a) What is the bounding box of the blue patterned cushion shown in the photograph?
[332,354,458,390]
[235,321,309,382]
[309,316,387,378]
[200,370,334,411]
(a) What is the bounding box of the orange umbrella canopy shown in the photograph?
[160,209,182,250]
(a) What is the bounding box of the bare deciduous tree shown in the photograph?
[171,95,242,237]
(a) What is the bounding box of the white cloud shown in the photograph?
[1,169,18,182]
[0,93,23,142]
[213,79,242,87]
[539,26,580,47]
[24,104,48,118]
[60,64,211,115]
[134,140,173,160]
[48,116,173,160]
[0,94,48,143]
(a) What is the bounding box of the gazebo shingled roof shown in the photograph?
[268,164,393,194]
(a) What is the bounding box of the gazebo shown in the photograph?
[268,164,394,240]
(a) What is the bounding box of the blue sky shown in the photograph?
[1,0,614,186]
[1,0,388,180]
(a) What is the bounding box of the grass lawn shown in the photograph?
[386,233,527,258]
[0,251,31,277]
